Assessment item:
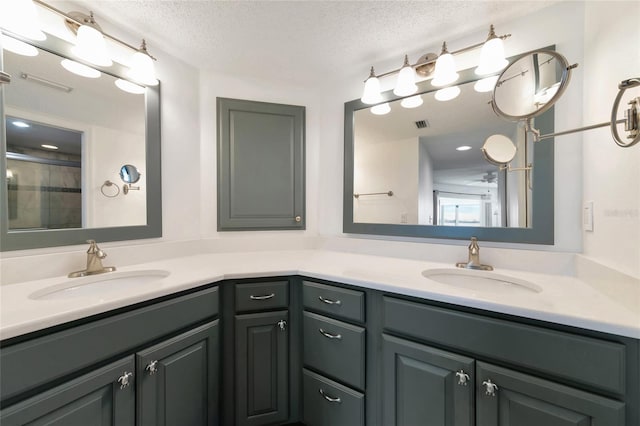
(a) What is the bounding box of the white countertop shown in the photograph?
[1,249,639,340]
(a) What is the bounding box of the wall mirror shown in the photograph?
[344,50,555,244]
[0,32,161,251]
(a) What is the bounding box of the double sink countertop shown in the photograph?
[1,249,639,341]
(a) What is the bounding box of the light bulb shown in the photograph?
[127,40,158,86]
[400,95,423,109]
[475,25,508,75]
[61,59,100,78]
[0,0,46,41]
[361,67,383,104]
[474,75,499,93]
[115,79,146,94]
[435,86,460,101]
[393,55,417,96]
[72,22,112,67]
[432,42,459,87]
[371,103,391,115]
[1,35,38,56]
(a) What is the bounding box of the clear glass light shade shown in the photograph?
[72,25,112,67]
[371,103,391,115]
[127,50,158,86]
[0,0,46,41]
[400,95,423,109]
[361,76,383,104]
[475,37,508,75]
[432,53,459,87]
[435,86,461,101]
[474,75,499,93]
[393,65,418,96]
[61,59,100,78]
[1,35,38,56]
[115,79,146,94]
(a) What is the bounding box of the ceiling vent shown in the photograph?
[414,119,430,129]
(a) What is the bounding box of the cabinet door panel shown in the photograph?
[137,321,219,426]
[0,356,135,426]
[476,362,625,426]
[236,310,289,426]
[382,334,474,426]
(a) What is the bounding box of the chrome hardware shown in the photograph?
[319,328,342,340]
[318,295,342,305]
[482,379,499,396]
[456,370,470,386]
[250,293,275,301]
[68,240,116,278]
[455,237,493,271]
[0,71,11,84]
[117,372,133,389]
[146,360,158,375]
[319,388,341,403]
[277,320,287,331]
[295,215,302,222]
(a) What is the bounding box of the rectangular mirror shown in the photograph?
[0,32,162,251]
[344,51,555,244]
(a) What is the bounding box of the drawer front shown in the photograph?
[303,312,365,390]
[1,286,219,402]
[303,281,365,322]
[303,369,364,426]
[383,296,626,395]
[235,281,288,312]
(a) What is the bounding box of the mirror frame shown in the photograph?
[0,31,162,251]
[343,50,555,244]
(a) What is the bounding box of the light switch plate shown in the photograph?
[583,201,594,232]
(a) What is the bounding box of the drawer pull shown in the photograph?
[319,388,342,403]
[318,295,342,305]
[117,371,133,389]
[250,293,275,300]
[482,379,499,396]
[319,328,342,340]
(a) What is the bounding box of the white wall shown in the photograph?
[582,1,640,278]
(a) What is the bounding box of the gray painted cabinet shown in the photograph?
[235,310,289,426]
[217,98,305,231]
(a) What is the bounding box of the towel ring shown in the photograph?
[611,78,640,148]
[100,180,120,198]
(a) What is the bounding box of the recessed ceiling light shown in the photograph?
[12,121,30,128]
[456,145,472,151]
[41,144,59,150]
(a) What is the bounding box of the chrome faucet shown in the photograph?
[68,240,116,278]
[456,237,493,271]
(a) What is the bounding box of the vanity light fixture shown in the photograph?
[435,86,461,101]
[69,11,112,67]
[400,94,424,109]
[0,0,46,41]
[393,55,418,96]
[474,75,499,93]
[1,35,38,56]
[126,39,158,86]
[115,78,145,95]
[361,66,383,104]
[475,25,509,76]
[61,59,100,78]
[371,102,391,115]
[432,42,459,87]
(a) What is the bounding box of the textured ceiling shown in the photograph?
[79,0,557,86]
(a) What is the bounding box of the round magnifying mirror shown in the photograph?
[482,134,517,166]
[119,164,141,184]
[491,49,573,121]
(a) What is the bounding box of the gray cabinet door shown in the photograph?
[137,321,219,426]
[476,361,625,426]
[382,334,475,426]
[236,310,289,426]
[217,97,305,230]
[0,356,135,426]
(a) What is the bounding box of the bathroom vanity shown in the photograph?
[1,251,638,426]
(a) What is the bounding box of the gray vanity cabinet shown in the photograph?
[0,356,136,426]
[235,310,290,426]
[382,334,474,426]
[137,321,219,426]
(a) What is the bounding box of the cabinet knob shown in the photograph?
[295,216,302,222]
[482,379,499,396]
[319,328,342,340]
[318,295,342,305]
[455,370,470,386]
[319,388,342,403]
[117,371,133,389]
[277,320,287,331]
[146,360,159,375]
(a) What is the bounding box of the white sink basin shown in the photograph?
[29,270,170,301]
[422,268,542,295]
